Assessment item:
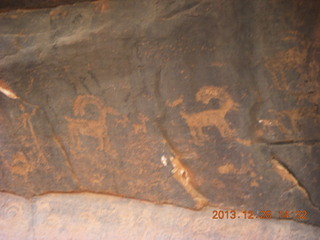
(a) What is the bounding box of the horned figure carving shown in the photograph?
[180,86,238,145]
[65,95,118,152]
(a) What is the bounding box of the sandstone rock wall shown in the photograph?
[0,0,319,229]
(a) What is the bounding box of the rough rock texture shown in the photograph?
[0,0,319,228]
[0,0,96,10]
[1,192,320,240]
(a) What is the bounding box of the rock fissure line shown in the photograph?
[264,139,320,145]
[40,106,83,189]
[153,68,208,209]
[270,157,320,211]
[16,97,83,189]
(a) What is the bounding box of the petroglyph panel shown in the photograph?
[0,0,320,227]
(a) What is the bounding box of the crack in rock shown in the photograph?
[169,155,208,209]
[14,97,82,189]
[271,157,320,211]
[40,107,82,189]
[265,139,320,145]
[153,68,208,209]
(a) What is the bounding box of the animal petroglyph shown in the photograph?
[166,95,183,107]
[10,151,33,181]
[264,31,320,91]
[65,95,118,153]
[258,118,292,136]
[259,107,320,137]
[133,113,149,134]
[180,86,238,145]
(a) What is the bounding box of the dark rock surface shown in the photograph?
[0,0,319,227]
[0,0,95,10]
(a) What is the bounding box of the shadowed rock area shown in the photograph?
[0,0,319,235]
[0,0,96,10]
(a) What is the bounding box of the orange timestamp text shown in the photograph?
[212,210,308,220]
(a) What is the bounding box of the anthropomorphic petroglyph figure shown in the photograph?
[17,103,49,164]
[180,86,238,145]
[65,95,118,152]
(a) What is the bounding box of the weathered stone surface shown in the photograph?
[0,0,95,10]
[1,192,320,240]
[0,193,32,240]
[0,0,319,227]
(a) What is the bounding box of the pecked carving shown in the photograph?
[65,95,118,153]
[180,86,239,145]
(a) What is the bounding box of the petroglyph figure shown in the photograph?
[180,86,238,145]
[65,95,118,152]
[10,151,33,181]
[133,113,149,134]
[259,107,320,136]
[17,103,48,165]
[258,118,292,136]
[264,31,320,91]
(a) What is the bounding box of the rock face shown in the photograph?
[0,0,95,10]
[1,192,320,240]
[0,0,319,227]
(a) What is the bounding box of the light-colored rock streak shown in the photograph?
[170,156,208,209]
[0,80,19,99]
